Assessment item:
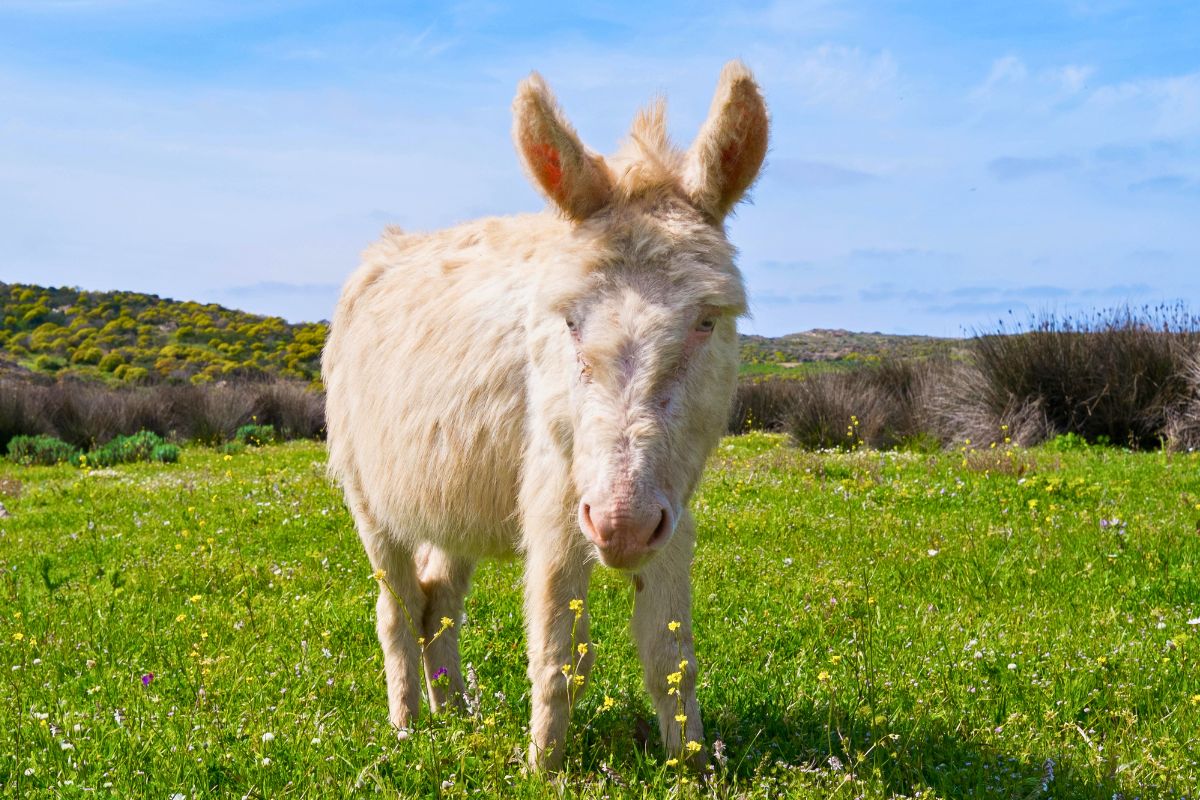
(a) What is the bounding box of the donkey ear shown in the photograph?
[513,73,613,222]
[684,61,769,222]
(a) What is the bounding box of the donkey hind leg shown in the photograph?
[415,543,476,712]
[631,510,706,769]
[360,529,426,732]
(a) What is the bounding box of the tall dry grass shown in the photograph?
[731,307,1200,452]
[0,379,325,451]
[944,306,1200,449]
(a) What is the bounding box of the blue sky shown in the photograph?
[1,1,1197,336]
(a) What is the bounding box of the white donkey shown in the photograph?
[323,61,768,770]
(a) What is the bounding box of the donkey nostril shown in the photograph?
[647,508,670,549]
[580,502,603,543]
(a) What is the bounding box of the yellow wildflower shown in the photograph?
[817,670,831,682]
[577,642,588,656]
[176,613,186,623]
[685,740,702,753]
[372,568,386,581]
[667,621,681,632]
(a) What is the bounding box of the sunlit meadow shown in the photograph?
[2,435,1198,798]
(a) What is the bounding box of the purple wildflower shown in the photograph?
[141,673,154,686]
[433,667,448,681]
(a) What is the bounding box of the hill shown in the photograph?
[739,328,960,370]
[0,282,327,385]
[0,281,957,385]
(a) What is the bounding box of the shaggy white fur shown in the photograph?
[323,60,768,771]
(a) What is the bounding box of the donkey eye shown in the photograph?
[695,317,717,333]
[566,318,578,333]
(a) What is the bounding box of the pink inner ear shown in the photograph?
[529,141,563,193]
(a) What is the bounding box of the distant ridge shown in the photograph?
[739,328,960,367]
[0,281,954,384]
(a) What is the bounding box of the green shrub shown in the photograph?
[235,423,276,447]
[1045,432,1088,452]
[151,443,180,463]
[85,430,176,467]
[33,354,66,372]
[98,352,125,372]
[70,346,104,365]
[217,441,246,456]
[6,434,80,466]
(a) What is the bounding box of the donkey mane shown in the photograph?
[607,99,687,204]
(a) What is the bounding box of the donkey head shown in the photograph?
[516,62,769,570]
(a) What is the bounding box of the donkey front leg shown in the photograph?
[523,544,595,771]
[632,511,706,769]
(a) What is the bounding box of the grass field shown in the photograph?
[2,436,1199,798]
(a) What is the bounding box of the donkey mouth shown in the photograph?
[593,545,654,572]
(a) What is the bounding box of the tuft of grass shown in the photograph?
[783,359,940,450]
[728,378,800,434]
[1,438,1198,797]
[961,305,1200,449]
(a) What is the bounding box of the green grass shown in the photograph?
[1,437,1199,798]
[737,360,853,379]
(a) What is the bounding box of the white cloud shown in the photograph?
[1052,64,1094,93]
[769,44,898,110]
[970,56,1093,102]
[1087,71,1200,137]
